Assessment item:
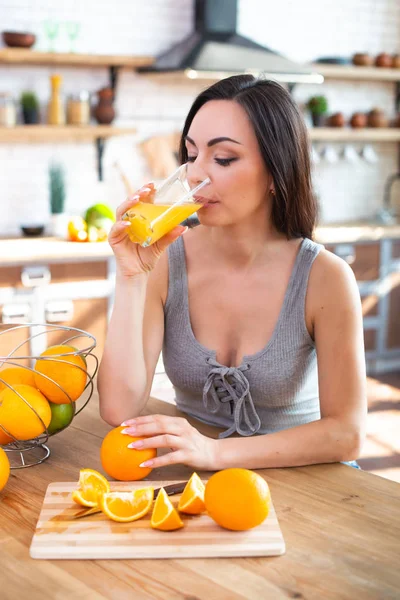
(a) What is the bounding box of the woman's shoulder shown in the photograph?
[307,245,360,310]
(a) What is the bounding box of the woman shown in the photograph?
[98,75,366,471]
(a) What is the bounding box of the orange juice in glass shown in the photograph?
[123,163,210,247]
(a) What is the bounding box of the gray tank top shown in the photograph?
[163,236,323,439]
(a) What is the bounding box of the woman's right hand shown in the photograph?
[109,183,187,279]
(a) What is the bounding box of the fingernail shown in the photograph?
[128,194,139,201]
[140,187,151,193]
[121,427,136,435]
[121,419,135,426]
[128,441,143,449]
[181,226,188,235]
[139,460,153,468]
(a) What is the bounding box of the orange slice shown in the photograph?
[71,468,110,507]
[178,472,206,515]
[150,487,184,531]
[100,487,154,523]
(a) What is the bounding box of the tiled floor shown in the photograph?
[151,368,400,484]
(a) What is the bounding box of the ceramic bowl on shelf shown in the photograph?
[2,31,36,48]
[20,225,45,237]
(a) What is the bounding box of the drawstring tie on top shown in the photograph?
[202,357,261,438]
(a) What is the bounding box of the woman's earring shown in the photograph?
[270,189,275,196]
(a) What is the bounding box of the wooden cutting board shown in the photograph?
[30,480,286,560]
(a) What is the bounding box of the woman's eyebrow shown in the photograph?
[185,135,242,147]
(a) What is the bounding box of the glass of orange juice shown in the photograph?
[122,163,210,247]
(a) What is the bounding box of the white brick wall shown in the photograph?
[1,0,399,233]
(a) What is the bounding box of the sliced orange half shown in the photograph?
[100,487,154,523]
[150,487,184,531]
[71,468,110,507]
[178,472,206,515]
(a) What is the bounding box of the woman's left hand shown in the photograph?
[120,415,218,470]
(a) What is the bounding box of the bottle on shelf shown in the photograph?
[0,93,16,127]
[47,74,66,125]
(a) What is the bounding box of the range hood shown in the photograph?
[139,0,323,84]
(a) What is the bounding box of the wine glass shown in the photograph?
[65,21,80,53]
[44,20,59,52]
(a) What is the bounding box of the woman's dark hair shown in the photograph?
[179,75,318,240]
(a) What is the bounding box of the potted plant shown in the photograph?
[307,95,328,127]
[49,163,68,237]
[20,91,40,124]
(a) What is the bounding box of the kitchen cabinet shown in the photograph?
[326,238,400,373]
[0,256,115,361]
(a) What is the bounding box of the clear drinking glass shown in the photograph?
[123,163,210,247]
[44,20,59,52]
[65,21,80,53]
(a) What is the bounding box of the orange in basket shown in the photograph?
[34,344,87,404]
[0,384,51,441]
[0,367,36,393]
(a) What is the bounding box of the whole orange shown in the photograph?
[100,426,157,481]
[0,447,10,491]
[0,384,51,441]
[204,468,271,531]
[34,344,87,404]
[0,427,13,445]
[0,367,37,393]
[0,368,38,443]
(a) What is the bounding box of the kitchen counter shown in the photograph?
[0,236,113,266]
[315,222,400,245]
[1,394,399,599]
[1,222,400,266]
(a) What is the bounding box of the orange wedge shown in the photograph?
[71,468,110,507]
[178,472,206,515]
[150,487,184,531]
[100,487,154,523]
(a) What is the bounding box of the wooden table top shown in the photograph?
[1,394,399,600]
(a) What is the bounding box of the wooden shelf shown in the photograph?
[2,126,398,144]
[0,48,154,68]
[0,125,137,143]
[311,63,400,82]
[309,127,400,142]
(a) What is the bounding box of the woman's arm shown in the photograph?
[120,250,367,471]
[97,265,165,426]
[97,187,185,427]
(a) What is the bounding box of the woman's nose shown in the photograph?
[187,159,209,187]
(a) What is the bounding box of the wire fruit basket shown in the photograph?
[0,323,97,469]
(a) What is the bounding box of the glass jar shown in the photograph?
[66,91,90,125]
[0,93,17,127]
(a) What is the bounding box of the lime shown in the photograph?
[84,204,115,226]
[47,402,76,435]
